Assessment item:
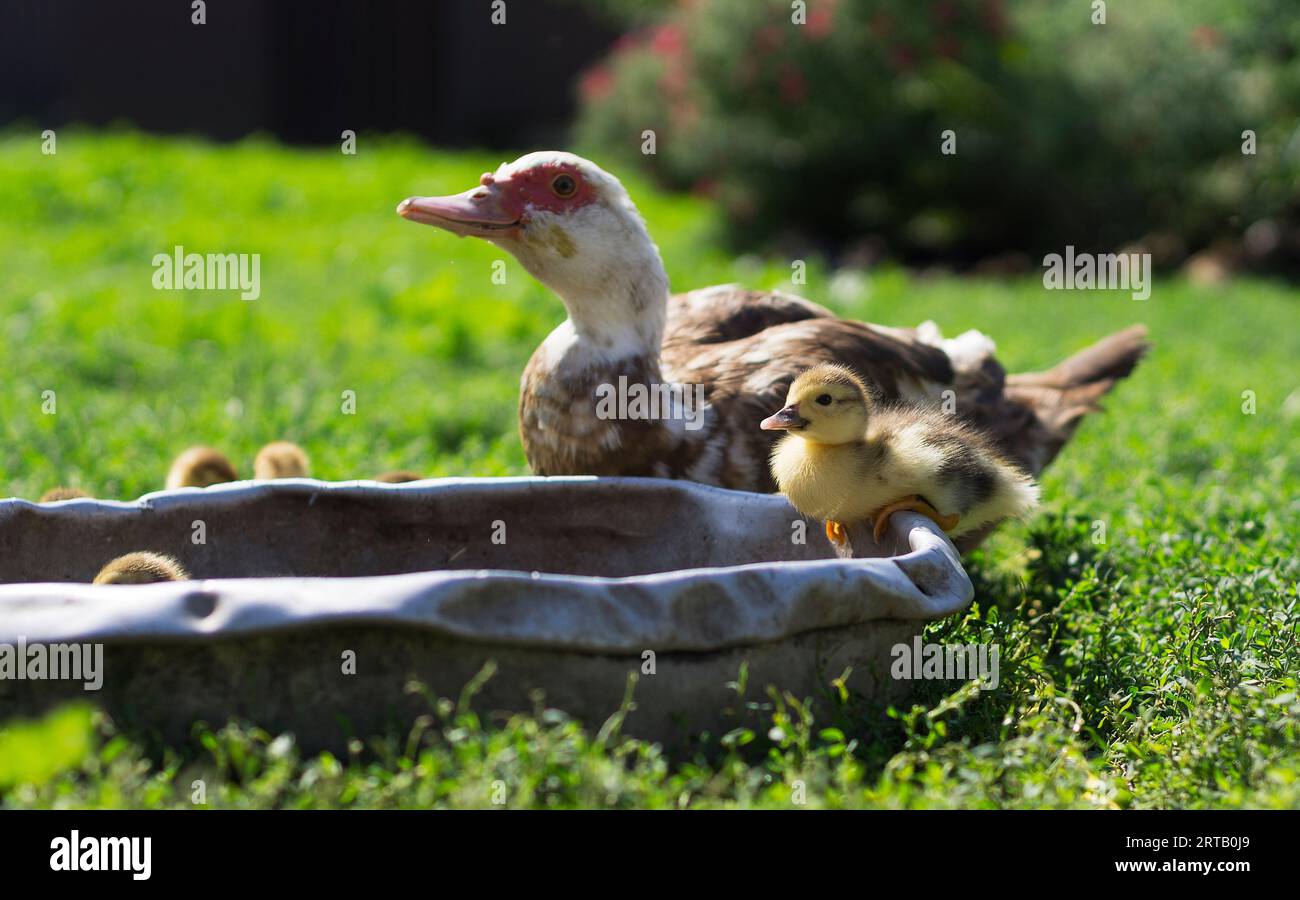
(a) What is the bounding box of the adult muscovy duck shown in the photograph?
[398,152,1148,494]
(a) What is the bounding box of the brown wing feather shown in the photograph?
[664,286,833,349]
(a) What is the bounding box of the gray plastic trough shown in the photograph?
[0,477,973,750]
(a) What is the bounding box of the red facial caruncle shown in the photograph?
[493,162,598,217]
[397,161,597,239]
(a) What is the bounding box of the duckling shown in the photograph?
[253,441,311,480]
[374,470,423,483]
[39,487,90,502]
[166,446,238,489]
[761,363,1040,545]
[93,551,189,585]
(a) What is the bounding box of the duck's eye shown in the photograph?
[551,174,577,198]
[815,394,833,406]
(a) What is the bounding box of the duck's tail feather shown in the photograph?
[1002,324,1150,473]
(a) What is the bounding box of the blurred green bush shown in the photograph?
[573,0,1300,262]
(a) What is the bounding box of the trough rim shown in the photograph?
[0,476,974,654]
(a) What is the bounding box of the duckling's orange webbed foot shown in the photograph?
[871,495,960,542]
[825,519,848,546]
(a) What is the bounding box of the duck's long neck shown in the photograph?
[540,248,670,382]
[551,260,669,376]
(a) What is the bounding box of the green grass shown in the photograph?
[2,130,1298,808]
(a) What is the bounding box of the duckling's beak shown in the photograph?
[761,404,807,430]
[397,177,523,238]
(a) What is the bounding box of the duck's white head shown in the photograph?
[399,151,669,355]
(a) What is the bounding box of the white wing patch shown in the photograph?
[915,320,996,377]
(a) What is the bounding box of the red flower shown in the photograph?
[613,30,644,53]
[779,63,807,104]
[651,23,685,57]
[807,8,834,40]
[659,64,690,99]
[580,66,614,102]
[1191,25,1223,50]
[889,45,916,72]
[754,25,784,54]
[691,178,720,199]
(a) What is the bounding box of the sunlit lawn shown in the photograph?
[1,131,1298,808]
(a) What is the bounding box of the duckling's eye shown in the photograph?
[552,174,577,198]
[815,394,833,406]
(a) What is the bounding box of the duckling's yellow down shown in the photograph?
[766,364,1039,538]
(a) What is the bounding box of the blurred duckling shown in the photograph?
[761,363,1039,545]
[374,470,423,483]
[39,486,90,502]
[93,551,189,585]
[253,441,311,480]
[166,446,238,489]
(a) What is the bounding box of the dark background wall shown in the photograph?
[0,0,616,147]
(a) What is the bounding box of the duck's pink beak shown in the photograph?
[397,174,523,238]
[760,404,807,430]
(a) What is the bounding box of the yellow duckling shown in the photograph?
[374,470,423,483]
[761,363,1040,545]
[253,441,311,480]
[93,552,190,585]
[166,446,238,489]
[39,487,90,502]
